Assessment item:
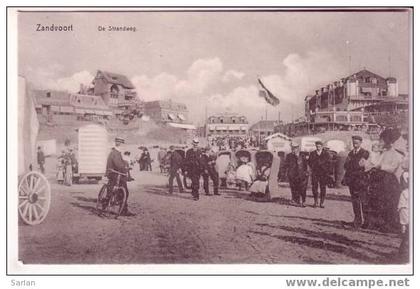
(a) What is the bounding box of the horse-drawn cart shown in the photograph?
[18,76,51,225]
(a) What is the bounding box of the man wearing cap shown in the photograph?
[105,137,135,216]
[168,145,184,194]
[308,140,331,208]
[344,135,370,229]
[284,142,309,207]
[185,138,203,200]
[200,147,220,196]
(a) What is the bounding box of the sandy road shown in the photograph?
[19,167,402,264]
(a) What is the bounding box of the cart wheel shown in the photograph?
[18,171,51,225]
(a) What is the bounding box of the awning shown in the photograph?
[103,110,113,116]
[60,106,74,113]
[51,106,60,112]
[240,126,248,130]
[168,122,196,130]
[177,113,186,121]
[168,113,176,120]
[216,126,227,130]
[75,109,85,114]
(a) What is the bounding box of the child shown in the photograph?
[249,163,271,198]
[123,151,135,181]
[236,157,255,191]
[225,162,237,188]
[56,158,65,184]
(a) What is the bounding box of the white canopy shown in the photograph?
[168,122,196,130]
[264,132,292,142]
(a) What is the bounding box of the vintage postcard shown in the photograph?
[7,7,413,276]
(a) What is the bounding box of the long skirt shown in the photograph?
[368,169,401,229]
[56,167,65,183]
[64,165,73,186]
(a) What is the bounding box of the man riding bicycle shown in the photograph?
[105,137,135,216]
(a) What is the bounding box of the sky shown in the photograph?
[18,9,412,125]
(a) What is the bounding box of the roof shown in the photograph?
[144,100,188,111]
[264,132,292,142]
[97,70,135,89]
[69,93,109,110]
[32,89,71,106]
[249,120,280,131]
[167,122,196,130]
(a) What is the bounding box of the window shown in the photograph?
[46,92,51,98]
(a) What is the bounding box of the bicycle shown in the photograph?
[96,169,128,218]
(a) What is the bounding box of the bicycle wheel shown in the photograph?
[106,187,127,218]
[96,184,108,214]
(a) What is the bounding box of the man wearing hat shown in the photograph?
[105,137,135,216]
[343,135,370,229]
[308,140,331,208]
[284,142,309,207]
[185,138,203,200]
[200,146,220,196]
[168,145,184,194]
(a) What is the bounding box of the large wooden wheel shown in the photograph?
[18,171,51,225]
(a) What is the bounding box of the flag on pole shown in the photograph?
[257,78,280,106]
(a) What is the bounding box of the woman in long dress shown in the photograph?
[367,128,403,232]
[235,156,255,191]
[249,163,271,198]
[63,153,73,186]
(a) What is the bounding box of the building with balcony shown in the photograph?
[249,120,281,139]
[92,70,138,107]
[304,69,408,132]
[143,100,195,130]
[205,113,249,136]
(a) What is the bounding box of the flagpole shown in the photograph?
[265,103,268,120]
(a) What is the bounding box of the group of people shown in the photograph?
[104,129,410,256]
[283,140,332,208]
[136,147,152,171]
[174,139,220,200]
[56,148,78,186]
[282,130,409,237]
[207,135,254,151]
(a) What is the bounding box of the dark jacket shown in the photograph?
[140,151,151,162]
[185,148,202,175]
[285,152,309,181]
[169,151,184,172]
[308,149,331,176]
[343,147,370,188]
[199,152,217,174]
[37,150,45,164]
[106,148,128,177]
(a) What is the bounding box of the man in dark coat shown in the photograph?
[343,135,370,228]
[106,137,134,216]
[285,142,309,207]
[185,138,202,200]
[168,146,184,194]
[37,146,46,174]
[140,148,152,171]
[308,140,331,208]
[200,147,220,196]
